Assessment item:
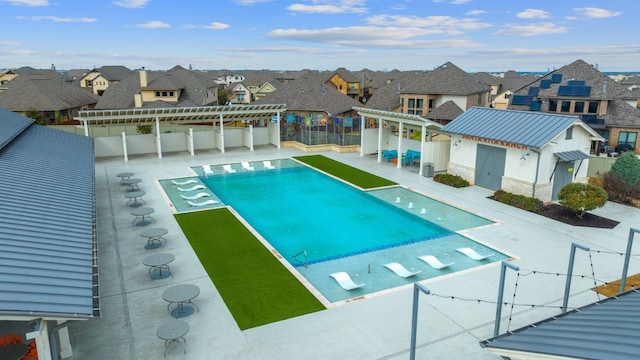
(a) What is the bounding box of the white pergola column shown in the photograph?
[397,121,404,168]
[57,320,72,359]
[219,114,225,153]
[276,111,281,148]
[188,128,195,156]
[419,124,426,176]
[249,124,254,151]
[377,117,383,162]
[359,113,365,157]
[121,132,129,162]
[82,121,89,137]
[155,116,162,159]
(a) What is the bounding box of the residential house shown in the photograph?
[95,65,218,109]
[225,70,279,104]
[508,59,640,154]
[79,65,134,95]
[0,65,72,86]
[325,67,362,102]
[474,70,539,109]
[0,71,99,123]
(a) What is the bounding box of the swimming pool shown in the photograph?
[162,159,508,302]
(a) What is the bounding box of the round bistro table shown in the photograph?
[156,319,189,358]
[143,252,175,280]
[140,227,168,249]
[162,284,200,318]
[130,207,155,226]
[124,190,146,207]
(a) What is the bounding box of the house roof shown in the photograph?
[440,107,603,149]
[252,76,361,115]
[402,62,489,96]
[330,67,360,83]
[0,74,99,112]
[426,100,463,121]
[603,98,640,129]
[353,107,443,130]
[95,65,133,81]
[481,289,640,360]
[0,107,98,320]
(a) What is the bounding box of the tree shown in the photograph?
[136,124,153,134]
[558,182,608,219]
[24,108,47,125]
[602,151,640,203]
[217,88,231,105]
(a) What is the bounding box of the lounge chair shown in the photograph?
[222,164,237,173]
[329,272,364,290]
[180,192,211,200]
[177,184,206,192]
[383,262,421,278]
[241,161,255,171]
[456,247,494,261]
[187,199,219,207]
[202,164,214,178]
[263,160,276,169]
[418,255,454,270]
[171,179,198,186]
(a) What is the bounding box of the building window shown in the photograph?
[237,93,245,101]
[162,91,168,96]
[566,127,573,140]
[417,99,424,108]
[588,101,598,114]
[618,131,637,149]
[428,99,435,109]
[155,91,161,97]
[574,101,585,113]
[408,99,415,108]
[548,100,557,112]
[169,91,174,97]
[561,101,571,112]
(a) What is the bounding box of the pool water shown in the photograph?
[162,159,508,303]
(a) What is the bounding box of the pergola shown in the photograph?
[353,107,444,176]
[76,104,287,158]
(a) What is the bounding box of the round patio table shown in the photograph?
[116,172,134,185]
[131,206,154,226]
[141,227,168,249]
[124,190,146,207]
[156,319,189,358]
[143,252,174,280]
[122,178,142,192]
[162,284,200,318]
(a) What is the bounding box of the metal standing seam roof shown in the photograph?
[0,107,98,319]
[555,150,591,161]
[77,103,287,125]
[440,107,594,149]
[480,289,640,360]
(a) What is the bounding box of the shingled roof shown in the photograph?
[425,100,463,122]
[93,65,133,81]
[402,62,489,95]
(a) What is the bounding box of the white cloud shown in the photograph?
[0,40,22,46]
[466,10,486,16]
[113,0,150,8]
[517,9,551,19]
[235,0,274,5]
[18,15,96,23]
[450,0,471,4]
[136,21,170,29]
[367,14,491,32]
[219,46,365,55]
[201,22,230,30]
[574,7,622,18]
[0,0,48,6]
[287,0,367,14]
[493,22,567,36]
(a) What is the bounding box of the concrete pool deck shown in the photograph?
[70,147,640,359]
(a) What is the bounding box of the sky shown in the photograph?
[0,0,638,73]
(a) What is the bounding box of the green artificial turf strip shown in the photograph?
[175,208,325,330]
[293,154,397,189]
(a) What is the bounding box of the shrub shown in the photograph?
[136,124,153,134]
[602,172,640,204]
[493,189,544,213]
[433,173,469,188]
[603,152,640,203]
[558,183,608,219]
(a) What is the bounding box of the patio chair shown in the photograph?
[187,199,219,207]
[329,272,364,290]
[241,161,255,171]
[383,262,421,278]
[180,192,211,200]
[383,150,398,162]
[202,164,214,178]
[456,247,494,261]
[418,255,454,270]
[177,184,206,192]
[263,160,276,169]
[222,164,237,173]
[171,179,198,186]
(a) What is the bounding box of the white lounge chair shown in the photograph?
[222,164,237,173]
[187,199,219,207]
[329,272,364,290]
[456,247,494,261]
[171,179,198,186]
[177,184,206,192]
[202,164,214,178]
[241,161,255,171]
[383,262,422,278]
[180,192,211,200]
[263,160,276,169]
[418,255,454,270]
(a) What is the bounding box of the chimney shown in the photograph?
[134,93,142,108]
[139,68,147,88]
[51,64,55,70]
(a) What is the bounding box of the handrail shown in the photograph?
[292,250,307,269]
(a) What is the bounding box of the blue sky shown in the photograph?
[0,0,637,72]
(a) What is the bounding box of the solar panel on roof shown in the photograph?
[540,80,551,89]
[551,74,562,83]
[530,100,542,111]
[528,87,539,96]
[567,80,586,86]
[511,95,532,106]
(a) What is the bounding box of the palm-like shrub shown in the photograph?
[558,183,608,219]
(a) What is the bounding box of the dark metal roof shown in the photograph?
[555,150,591,161]
[481,289,640,360]
[0,107,98,319]
[440,107,601,149]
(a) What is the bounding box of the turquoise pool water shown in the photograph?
[161,159,508,302]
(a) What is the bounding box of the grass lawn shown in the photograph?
[175,208,325,330]
[294,154,397,189]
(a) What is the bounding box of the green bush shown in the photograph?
[433,173,470,188]
[558,182,608,219]
[603,152,640,203]
[493,189,544,213]
[610,151,640,187]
